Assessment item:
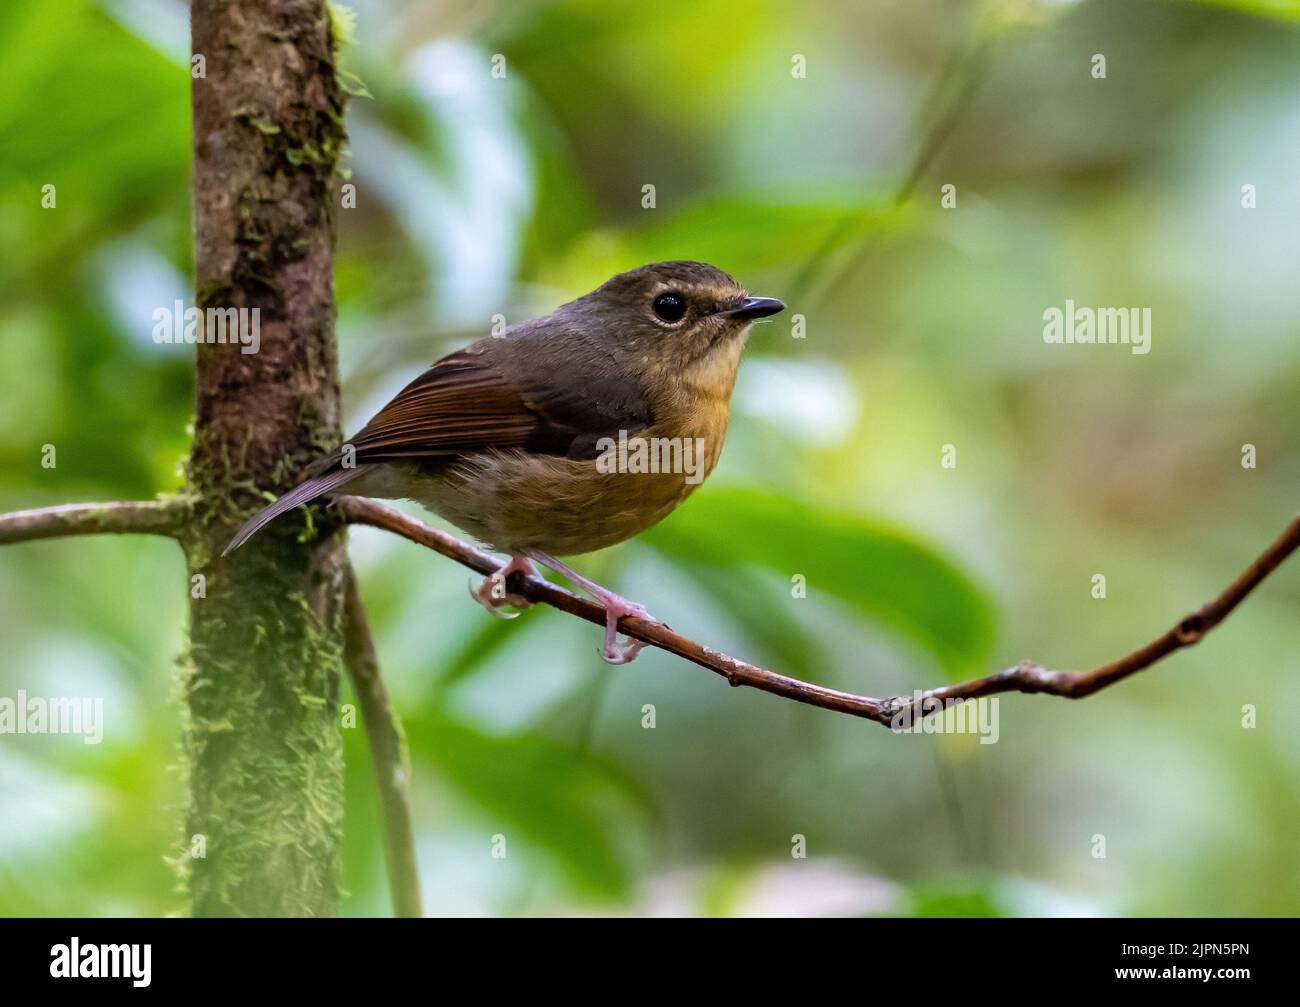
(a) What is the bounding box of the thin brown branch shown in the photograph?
[342,564,422,918]
[0,499,187,546]
[340,497,1300,727]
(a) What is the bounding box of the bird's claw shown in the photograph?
[599,637,648,665]
[468,576,520,618]
[468,558,536,620]
[597,599,652,666]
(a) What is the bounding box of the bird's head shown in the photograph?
[564,261,785,373]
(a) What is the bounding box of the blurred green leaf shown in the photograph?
[644,488,996,680]
[424,606,555,699]
[668,558,825,683]
[630,196,887,273]
[404,709,645,897]
[0,1,188,294]
[1190,0,1300,22]
[905,882,1006,918]
[552,194,898,294]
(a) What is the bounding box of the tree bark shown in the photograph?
[182,0,348,917]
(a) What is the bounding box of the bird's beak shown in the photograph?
[727,296,785,320]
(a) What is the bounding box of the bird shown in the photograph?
[224,261,785,663]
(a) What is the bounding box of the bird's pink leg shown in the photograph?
[468,553,538,619]
[526,550,651,665]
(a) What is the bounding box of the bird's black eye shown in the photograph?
[652,292,687,323]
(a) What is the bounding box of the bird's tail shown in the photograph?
[222,464,373,557]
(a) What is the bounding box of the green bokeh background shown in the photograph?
[1,0,1297,916]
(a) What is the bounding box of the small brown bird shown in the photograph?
[225,261,784,662]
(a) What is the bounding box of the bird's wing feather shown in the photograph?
[342,350,538,458]
[318,337,653,469]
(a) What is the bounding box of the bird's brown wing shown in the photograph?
[315,342,653,471]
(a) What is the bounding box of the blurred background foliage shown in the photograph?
[1,0,1298,916]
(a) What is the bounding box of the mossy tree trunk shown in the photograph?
[181,0,349,917]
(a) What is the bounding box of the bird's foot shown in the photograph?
[593,592,651,665]
[524,550,653,665]
[468,554,538,619]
